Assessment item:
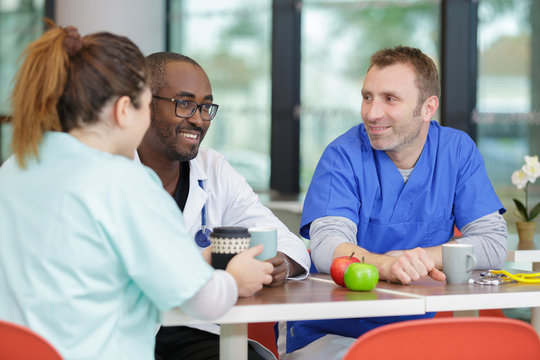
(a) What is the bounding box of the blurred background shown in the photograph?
[1,0,539,237]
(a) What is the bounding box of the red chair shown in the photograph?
[0,320,63,359]
[248,322,278,359]
[435,308,506,318]
[343,317,540,360]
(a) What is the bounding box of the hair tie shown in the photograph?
[63,26,83,56]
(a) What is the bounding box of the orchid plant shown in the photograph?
[511,155,540,222]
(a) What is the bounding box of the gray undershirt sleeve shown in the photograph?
[309,212,507,273]
[179,270,238,320]
[456,211,508,269]
[309,216,358,274]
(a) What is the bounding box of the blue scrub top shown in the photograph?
[301,121,504,251]
[287,121,505,353]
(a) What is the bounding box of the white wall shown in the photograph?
[55,0,165,56]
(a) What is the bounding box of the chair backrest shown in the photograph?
[343,317,540,360]
[248,322,279,359]
[0,320,63,360]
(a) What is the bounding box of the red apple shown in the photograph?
[330,253,360,287]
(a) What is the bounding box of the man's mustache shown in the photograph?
[175,125,202,135]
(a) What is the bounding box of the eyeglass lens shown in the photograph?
[176,101,218,120]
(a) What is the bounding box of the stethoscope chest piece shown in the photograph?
[195,226,212,247]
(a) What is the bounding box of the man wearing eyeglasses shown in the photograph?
[137,52,310,360]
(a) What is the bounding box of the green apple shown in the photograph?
[344,262,379,291]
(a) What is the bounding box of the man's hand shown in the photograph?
[226,245,274,297]
[264,251,290,287]
[382,247,446,284]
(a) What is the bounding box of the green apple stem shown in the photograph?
[362,256,365,263]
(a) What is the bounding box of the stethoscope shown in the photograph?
[194,179,212,247]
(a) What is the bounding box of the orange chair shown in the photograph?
[343,317,540,360]
[0,320,63,360]
[248,322,278,359]
[435,308,506,318]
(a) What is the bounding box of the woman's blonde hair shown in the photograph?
[10,19,149,168]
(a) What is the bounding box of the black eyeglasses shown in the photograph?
[153,95,219,121]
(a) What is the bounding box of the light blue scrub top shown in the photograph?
[286,121,505,353]
[0,132,214,360]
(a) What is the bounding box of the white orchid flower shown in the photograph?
[512,169,529,190]
[522,155,540,183]
[524,155,539,166]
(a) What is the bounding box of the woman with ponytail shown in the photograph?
[0,21,273,360]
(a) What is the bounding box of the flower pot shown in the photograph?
[516,221,537,250]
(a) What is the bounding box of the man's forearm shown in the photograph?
[310,217,401,280]
[309,216,358,273]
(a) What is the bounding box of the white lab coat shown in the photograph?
[182,148,311,276]
[137,148,310,359]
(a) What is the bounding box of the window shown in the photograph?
[0,0,45,163]
[476,0,540,223]
[168,0,272,192]
[300,0,440,192]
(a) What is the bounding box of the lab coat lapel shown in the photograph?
[182,157,208,234]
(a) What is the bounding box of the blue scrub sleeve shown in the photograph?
[301,144,361,239]
[452,136,505,228]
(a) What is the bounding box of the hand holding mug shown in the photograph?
[226,245,274,297]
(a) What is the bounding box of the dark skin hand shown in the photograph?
[265,251,305,287]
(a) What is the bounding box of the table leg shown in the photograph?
[220,323,248,360]
[453,310,479,317]
[528,262,540,335]
[531,307,540,336]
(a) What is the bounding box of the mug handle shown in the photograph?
[466,253,477,272]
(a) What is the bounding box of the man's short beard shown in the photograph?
[151,115,200,162]
[163,143,199,163]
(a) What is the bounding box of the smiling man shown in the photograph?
[278,46,507,359]
[138,52,310,360]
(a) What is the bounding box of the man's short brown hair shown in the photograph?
[369,46,440,108]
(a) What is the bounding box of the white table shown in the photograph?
[506,233,540,271]
[378,270,540,333]
[162,271,540,360]
[162,275,425,360]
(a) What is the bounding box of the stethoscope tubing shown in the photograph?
[195,179,211,247]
